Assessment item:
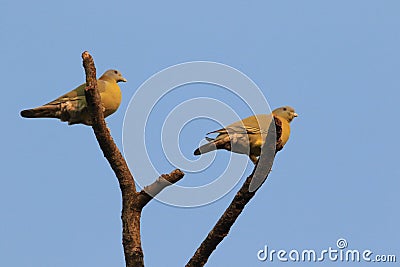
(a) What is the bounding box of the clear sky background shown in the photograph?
[1,1,399,266]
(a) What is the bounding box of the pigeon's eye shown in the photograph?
[283,107,287,111]
[114,70,118,74]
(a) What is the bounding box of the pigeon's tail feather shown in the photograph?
[194,142,218,155]
[20,105,60,119]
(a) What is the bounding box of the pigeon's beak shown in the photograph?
[293,113,298,117]
[119,77,127,83]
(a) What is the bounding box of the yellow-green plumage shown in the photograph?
[20,69,126,125]
[193,106,298,164]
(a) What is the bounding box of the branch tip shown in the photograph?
[82,51,91,60]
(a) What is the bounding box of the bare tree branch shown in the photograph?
[81,51,185,267]
[136,169,185,210]
[186,173,256,267]
[186,117,283,267]
[82,51,143,267]
[82,52,137,193]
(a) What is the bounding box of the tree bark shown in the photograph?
[81,51,184,267]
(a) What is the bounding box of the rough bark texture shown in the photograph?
[136,169,185,210]
[81,52,184,267]
[82,52,142,267]
[186,116,283,267]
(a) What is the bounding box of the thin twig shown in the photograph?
[136,169,185,210]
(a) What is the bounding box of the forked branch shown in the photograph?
[81,51,184,267]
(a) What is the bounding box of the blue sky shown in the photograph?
[1,1,399,266]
